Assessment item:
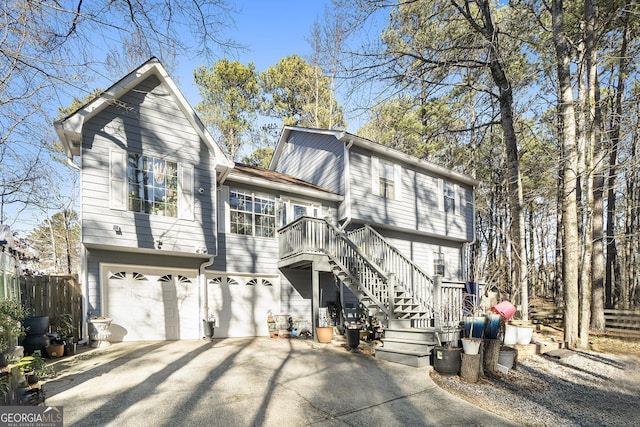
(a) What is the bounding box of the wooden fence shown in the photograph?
[530,305,640,337]
[19,275,83,341]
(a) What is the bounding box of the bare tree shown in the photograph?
[1,1,238,225]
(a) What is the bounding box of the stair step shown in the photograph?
[382,337,437,352]
[384,327,437,341]
[375,347,431,368]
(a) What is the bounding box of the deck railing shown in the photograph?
[278,217,465,328]
[347,225,434,321]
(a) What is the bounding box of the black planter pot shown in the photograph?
[22,335,49,356]
[346,328,360,351]
[23,316,49,336]
[64,341,77,356]
[432,346,462,376]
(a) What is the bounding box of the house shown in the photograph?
[54,58,478,365]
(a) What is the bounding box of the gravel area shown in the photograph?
[431,349,640,426]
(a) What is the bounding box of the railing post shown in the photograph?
[387,273,395,320]
[434,275,442,331]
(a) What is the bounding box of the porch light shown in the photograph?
[113,225,122,235]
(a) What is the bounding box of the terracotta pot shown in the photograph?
[46,343,64,358]
[315,326,333,343]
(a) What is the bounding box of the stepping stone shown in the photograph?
[544,349,574,359]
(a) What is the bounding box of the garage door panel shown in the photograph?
[207,276,280,338]
[105,268,199,341]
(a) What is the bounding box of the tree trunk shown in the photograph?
[460,353,481,383]
[553,0,580,349]
[472,0,528,319]
[484,339,501,373]
[591,71,606,330]
[606,13,629,308]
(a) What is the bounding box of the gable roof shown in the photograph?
[225,163,343,202]
[271,126,480,187]
[54,57,234,173]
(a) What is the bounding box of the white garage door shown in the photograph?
[207,275,280,337]
[104,266,200,341]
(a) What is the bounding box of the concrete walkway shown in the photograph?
[43,337,517,426]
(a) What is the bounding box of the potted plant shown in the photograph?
[462,309,485,355]
[15,355,55,385]
[0,299,29,358]
[432,332,462,375]
[315,307,333,343]
[52,313,76,355]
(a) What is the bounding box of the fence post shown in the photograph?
[434,275,442,331]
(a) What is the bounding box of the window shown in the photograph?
[230,189,276,237]
[444,181,455,214]
[379,159,395,199]
[434,252,445,276]
[293,204,307,220]
[127,154,178,217]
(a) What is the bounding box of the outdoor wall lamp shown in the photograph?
[113,225,122,235]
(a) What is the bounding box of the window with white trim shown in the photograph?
[229,189,276,237]
[379,159,395,199]
[443,181,455,214]
[127,154,178,217]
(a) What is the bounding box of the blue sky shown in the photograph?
[176,0,336,110]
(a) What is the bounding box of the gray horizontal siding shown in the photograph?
[383,234,463,281]
[213,234,279,274]
[81,74,217,255]
[349,148,473,242]
[275,131,344,194]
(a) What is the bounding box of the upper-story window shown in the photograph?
[127,154,178,217]
[444,181,455,214]
[434,252,445,276]
[379,159,395,199]
[230,189,276,237]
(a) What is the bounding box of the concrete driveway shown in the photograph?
[43,337,517,426]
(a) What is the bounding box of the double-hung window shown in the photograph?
[230,189,276,237]
[434,252,445,276]
[379,159,395,199]
[127,154,178,217]
[444,181,455,214]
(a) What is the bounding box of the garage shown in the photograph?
[206,274,280,338]
[103,266,200,341]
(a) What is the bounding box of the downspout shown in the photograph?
[339,140,354,231]
[79,245,89,345]
[199,256,215,335]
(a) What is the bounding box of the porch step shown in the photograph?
[381,337,437,352]
[376,327,437,368]
[375,347,431,368]
[384,327,437,341]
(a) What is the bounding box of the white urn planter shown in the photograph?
[88,317,113,348]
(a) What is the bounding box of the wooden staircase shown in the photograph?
[278,217,465,367]
[323,224,437,367]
